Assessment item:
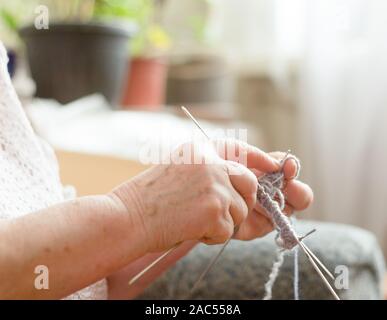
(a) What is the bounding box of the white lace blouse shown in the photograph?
[0,41,108,299]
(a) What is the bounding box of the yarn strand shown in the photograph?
[263,249,285,300]
[294,246,299,300]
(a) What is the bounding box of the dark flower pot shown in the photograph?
[20,22,133,105]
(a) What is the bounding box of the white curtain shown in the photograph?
[166,0,387,255]
[299,0,387,255]
[207,0,387,255]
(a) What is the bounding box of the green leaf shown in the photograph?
[0,8,19,31]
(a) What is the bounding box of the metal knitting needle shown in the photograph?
[181,106,211,140]
[279,228,316,253]
[279,228,335,280]
[129,106,212,287]
[284,226,335,279]
[191,228,318,293]
[280,154,336,283]
[299,228,316,241]
[129,243,180,286]
[301,242,335,280]
[298,241,340,300]
[182,106,243,293]
[276,151,337,287]
[293,228,336,279]
[191,237,232,293]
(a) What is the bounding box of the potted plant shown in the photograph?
[18,0,134,105]
[115,0,171,110]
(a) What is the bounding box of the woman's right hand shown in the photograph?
[110,141,280,253]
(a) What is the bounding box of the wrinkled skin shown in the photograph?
[112,140,313,253]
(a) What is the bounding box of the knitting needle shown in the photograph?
[182,106,243,293]
[300,242,335,280]
[279,237,339,300]
[277,153,337,286]
[298,228,316,241]
[280,228,335,281]
[129,106,212,287]
[295,228,335,279]
[129,243,180,286]
[298,241,340,300]
[191,227,318,294]
[279,228,316,253]
[191,237,232,293]
[181,106,211,140]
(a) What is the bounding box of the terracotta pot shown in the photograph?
[121,57,167,110]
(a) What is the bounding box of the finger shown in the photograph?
[215,182,248,227]
[213,139,280,173]
[234,211,274,240]
[284,180,314,211]
[201,213,234,245]
[250,168,264,179]
[268,151,299,180]
[225,160,258,213]
[229,188,249,226]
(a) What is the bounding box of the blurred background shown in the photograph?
[1,0,386,258]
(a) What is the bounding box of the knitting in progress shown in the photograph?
[129,107,339,300]
[257,154,339,300]
[180,107,339,300]
[257,155,301,250]
[257,154,301,300]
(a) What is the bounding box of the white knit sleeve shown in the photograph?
[0,41,108,300]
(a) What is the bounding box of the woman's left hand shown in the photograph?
[233,151,314,240]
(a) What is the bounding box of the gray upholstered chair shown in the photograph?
[139,220,385,300]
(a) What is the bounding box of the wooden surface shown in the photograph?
[55,150,149,196]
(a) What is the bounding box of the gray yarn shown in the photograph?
[258,155,301,299]
[294,246,299,300]
[257,183,299,250]
[263,249,285,300]
[257,158,300,250]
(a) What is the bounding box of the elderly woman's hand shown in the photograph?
[233,151,313,240]
[110,141,313,253]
